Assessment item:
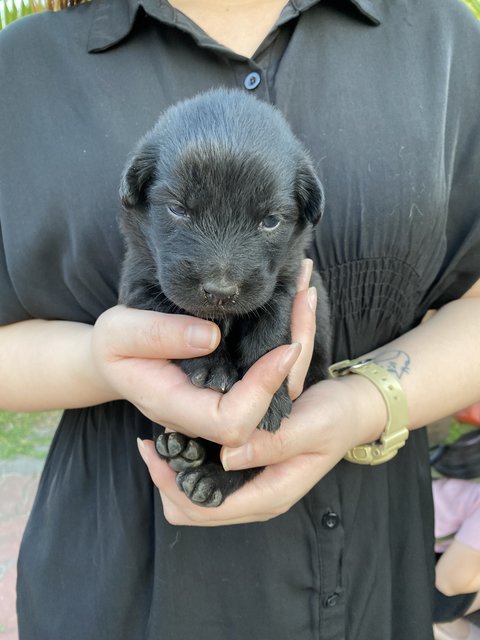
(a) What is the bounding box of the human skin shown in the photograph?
[435,540,480,622]
[436,539,480,597]
[167,0,290,58]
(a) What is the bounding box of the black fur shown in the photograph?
[118,89,331,507]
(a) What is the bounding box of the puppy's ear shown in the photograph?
[120,140,158,212]
[295,159,325,225]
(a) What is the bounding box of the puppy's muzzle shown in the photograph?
[201,280,239,307]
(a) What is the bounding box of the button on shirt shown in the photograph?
[244,71,261,90]
[1,2,480,640]
[322,511,340,529]
[324,593,340,608]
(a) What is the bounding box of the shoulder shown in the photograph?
[0,3,95,67]
[399,0,480,22]
[0,3,97,116]
[380,0,480,96]
[387,0,480,49]
[410,0,480,127]
[409,0,480,41]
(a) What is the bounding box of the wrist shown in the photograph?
[86,322,123,404]
[329,359,410,464]
[329,373,389,449]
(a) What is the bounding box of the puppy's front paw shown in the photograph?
[179,354,239,393]
[176,464,225,507]
[259,383,292,432]
[155,432,205,472]
[176,465,263,507]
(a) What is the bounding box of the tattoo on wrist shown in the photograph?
[371,350,411,379]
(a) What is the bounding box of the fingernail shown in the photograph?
[221,443,253,471]
[137,437,150,465]
[307,286,317,312]
[278,342,302,375]
[298,259,313,290]
[185,324,218,349]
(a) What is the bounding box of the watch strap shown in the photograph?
[328,358,410,465]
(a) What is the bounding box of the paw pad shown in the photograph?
[155,432,205,472]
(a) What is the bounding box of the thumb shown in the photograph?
[220,421,304,471]
[95,305,221,360]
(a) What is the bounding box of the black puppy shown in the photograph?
[118,89,331,507]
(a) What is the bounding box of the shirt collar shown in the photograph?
[87,0,384,53]
[349,0,384,25]
[87,0,137,52]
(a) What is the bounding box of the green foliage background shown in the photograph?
[0,411,61,459]
[0,0,85,29]
[463,0,480,17]
[0,0,35,27]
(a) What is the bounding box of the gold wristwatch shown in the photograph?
[328,358,410,465]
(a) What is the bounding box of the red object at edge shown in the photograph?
[455,403,480,427]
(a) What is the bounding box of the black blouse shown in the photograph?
[0,1,479,639]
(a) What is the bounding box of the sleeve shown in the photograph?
[422,3,480,310]
[0,222,31,324]
[0,20,34,325]
[1,10,124,327]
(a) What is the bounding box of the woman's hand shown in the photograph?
[137,371,387,526]
[134,258,383,525]
[92,259,316,444]
[136,381,342,526]
[91,304,303,446]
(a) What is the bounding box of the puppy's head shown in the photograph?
[119,89,324,319]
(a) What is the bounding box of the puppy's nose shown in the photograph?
[202,281,239,306]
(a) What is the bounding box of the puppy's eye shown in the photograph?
[260,214,281,231]
[167,205,188,219]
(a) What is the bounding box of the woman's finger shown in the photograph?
[296,258,313,291]
[138,438,334,527]
[220,427,298,472]
[220,395,316,471]
[130,342,302,446]
[211,342,302,445]
[136,438,288,525]
[288,286,317,400]
[94,305,221,360]
[220,382,345,471]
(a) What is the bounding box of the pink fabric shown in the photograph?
[433,479,480,553]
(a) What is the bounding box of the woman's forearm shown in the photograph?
[0,307,224,413]
[0,319,116,411]
[219,287,480,480]
[365,295,480,433]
